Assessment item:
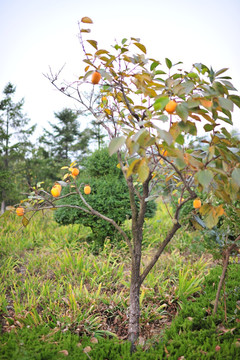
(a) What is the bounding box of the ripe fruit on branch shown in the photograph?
[193,199,201,209]
[51,186,61,197]
[84,185,91,195]
[55,183,62,192]
[165,100,177,114]
[71,168,79,176]
[160,149,168,156]
[91,71,101,84]
[16,207,24,216]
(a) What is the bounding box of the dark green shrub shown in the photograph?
[54,148,156,246]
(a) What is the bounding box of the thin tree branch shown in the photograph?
[140,221,181,285]
[73,181,133,254]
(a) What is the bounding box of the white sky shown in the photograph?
[0,0,240,135]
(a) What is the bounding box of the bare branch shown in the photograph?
[140,221,181,285]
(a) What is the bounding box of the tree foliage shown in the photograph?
[14,17,240,348]
[39,108,92,162]
[0,83,35,209]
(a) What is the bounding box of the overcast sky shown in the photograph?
[1,0,240,136]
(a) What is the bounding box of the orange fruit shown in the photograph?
[161,149,168,156]
[91,71,101,85]
[84,185,91,195]
[71,168,79,176]
[165,100,177,114]
[55,183,62,192]
[16,207,24,216]
[51,186,61,197]
[193,199,201,209]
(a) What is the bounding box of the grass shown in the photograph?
[0,201,239,358]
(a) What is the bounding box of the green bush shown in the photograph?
[54,148,156,246]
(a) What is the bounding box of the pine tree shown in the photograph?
[39,108,91,163]
[0,83,35,212]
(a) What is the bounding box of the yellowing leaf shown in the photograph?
[137,158,150,183]
[87,40,98,50]
[22,216,29,227]
[81,17,93,24]
[200,99,213,108]
[126,159,141,178]
[133,42,147,54]
[104,108,112,116]
[80,29,91,33]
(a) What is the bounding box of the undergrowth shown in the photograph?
[1,201,239,358]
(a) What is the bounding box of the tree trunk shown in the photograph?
[213,236,239,315]
[213,250,229,315]
[1,199,5,215]
[129,272,140,352]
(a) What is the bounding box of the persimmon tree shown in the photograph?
[11,17,240,350]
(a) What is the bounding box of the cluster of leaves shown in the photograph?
[71,17,240,231]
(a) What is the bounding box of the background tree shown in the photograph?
[55,148,156,249]
[89,119,107,150]
[0,82,35,212]
[39,108,91,164]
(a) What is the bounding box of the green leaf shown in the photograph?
[218,116,233,125]
[215,68,228,77]
[165,58,172,69]
[121,38,128,44]
[175,134,185,145]
[228,95,240,108]
[182,81,195,94]
[176,103,188,122]
[187,72,199,79]
[204,124,215,132]
[133,42,146,54]
[150,61,160,71]
[0,210,11,218]
[153,97,169,111]
[156,128,173,145]
[232,168,240,187]
[221,80,237,91]
[218,97,233,111]
[109,136,125,156]
[197,170,213,189]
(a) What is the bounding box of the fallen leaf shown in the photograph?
[90,337,98,344]
[83,346,92,353]
[58,350,68,356]
[215,345,221,352]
